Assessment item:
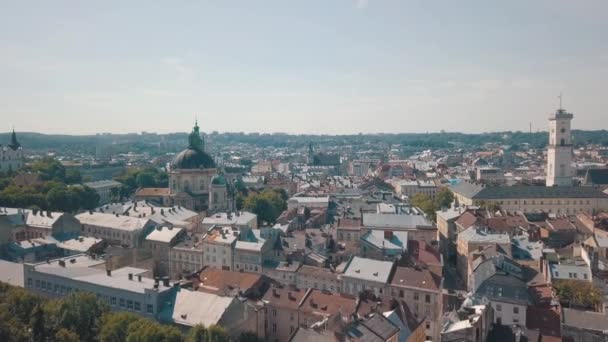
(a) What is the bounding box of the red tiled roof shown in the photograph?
[408,240,442,267]
[198,267,263,294]
[262,286,309,310]
[390,266,441,292]
[455,211,478,229]
[299,290,357,317]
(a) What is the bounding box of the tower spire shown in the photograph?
[8,127,20,150]
[558,93,563,110]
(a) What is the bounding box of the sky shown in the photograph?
[1,0,607,135]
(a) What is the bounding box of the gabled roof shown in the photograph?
[390,266,440,292]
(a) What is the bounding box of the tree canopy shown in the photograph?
[554,279,603,310]
[410,187,454,222]
[0,282,232,342]
[243,189,287,225]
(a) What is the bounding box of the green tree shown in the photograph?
[136,172,156,188]
[65,168,83,184]
[55,328,80,342]
[49,292,109,342]
[186,324,208,342]
[46,186,73,212]
[554,279,603,309]
[434,188,454,209]
[207,325,229,342]
[100,312,142,342]
[243,189,287,225]
[411,193,437,221]
[30,304,47,342]
[30,157,67,182]
[237,331,263,342]
[125,319,184,342]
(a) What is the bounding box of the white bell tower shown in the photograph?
[546,96,573,187]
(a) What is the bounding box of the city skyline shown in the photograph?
[2,0,607,135]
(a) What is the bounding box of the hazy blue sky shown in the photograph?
[1,0,607,135]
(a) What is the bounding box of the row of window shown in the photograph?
[499,199,591,206]
[554,271,588,280]
[82,225,132,241]
[235,264,259,272]
[171,252,202,262]
[29,278,154,314]
[394,289,432,303]
[496,304,519,314]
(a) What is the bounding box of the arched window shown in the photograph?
[183,180,190,191]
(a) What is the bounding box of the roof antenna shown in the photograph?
[558,92,563,111]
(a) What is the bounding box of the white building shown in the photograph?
[97,201,202,231]
[84,180,122,205]
[76,212,155,247]
[23,255,174,318]
[287,196,329,211]
[233,230,269,274]
[201,211,257,232]
[341,256,394,296]
[202,226,237,271]
[546,107,574,186]
[144,226,184,276]
[169,234,204,280]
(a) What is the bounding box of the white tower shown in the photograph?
[546,101,573,187]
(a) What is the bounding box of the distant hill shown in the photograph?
[1,130,607,152]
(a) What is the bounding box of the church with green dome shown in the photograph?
[163,121,232,212]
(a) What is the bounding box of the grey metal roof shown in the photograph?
[449,181,484,199]
[475,273,530,305]
[362,213,433,229]
[473,185,608,199]
[343,257,394,284]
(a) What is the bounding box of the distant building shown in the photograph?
[136,121,232,212]
[450,181,608,214]
[84,180,122,205]
[475,167,504,185]
[0,130,23,173]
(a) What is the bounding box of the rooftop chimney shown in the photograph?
[128,273,133,281]
[137,275,142,282]
[107,269,112,276]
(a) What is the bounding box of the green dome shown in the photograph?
[211,174,226,186]
[171,148,215,169]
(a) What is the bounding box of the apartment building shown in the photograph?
[76,212,155,247]
[202,226,237,271]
